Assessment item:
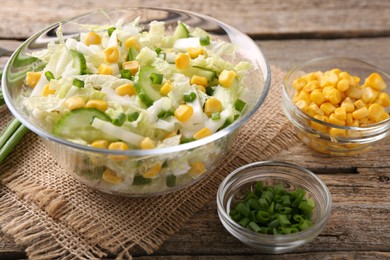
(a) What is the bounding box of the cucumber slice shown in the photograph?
[173,21,190,40]
[70,50,88,75]
[52,108,112,142]
[134,65,162,107]
[185,66,216,82]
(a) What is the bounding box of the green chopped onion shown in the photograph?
[180,137,196,144]
[155,47,163,55]
[127,111,140,122]
[211,112,221,121]
[235,202,250,217]
[183,92,197,102]
[238,217,250,227]
[45,71,55,81]
[72,78,85,88]
[150,73,163,84]
[166,174,176,187]
[112,113,126,126]
[199,35,210,46]
[157,110,174,119]
[120,69,132,80]
[127,47,139,61]
[133,175,152,185]
[107,27,116,37]
[205,86,214,96]
[234,99,247,112]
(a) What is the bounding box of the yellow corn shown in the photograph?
[84,32,102,46]
[204,97,222,116]
[336,78,350,92]
[164,131,178,139]
[187,47,204,59]
[160,80,173,96]
[310,89,325,105]
[91,140,109,149]
[320,102,336,115]
[124,36,141,51]
[115,83,135,96]
[346,85,362,99]
[361,86,379,103]
[219,70,236,88]
[122,61,140,76]
[368,103,385,122]
[376,92,390,106]
[303,80,319,92]
[175,53,190,70]
[329,113,346,126]
[108,141,128,161]
[365,73,386,90]
[377,112,390,122]
[86,99,108,111]
[98,64,113,75]
[193,127,213,140]
[338,71,351,81]
[327,88,342,105]
[25,71,42,88]
[294,90,311,105]
[311,115,327,132]
[306,104,324,117]
[174,104,193,122]
[42,84,55,96]
[191,75,208,86]
[295,100,308,112]
[65,96,85,110]
[346,113,354,125]
[329,128,347,137]
[341,100,355,113]
[334,107,347,121]
[354,99,366,109]
[292,78,307,91]
[320,72,338,87]
[352,107,369,120]
[104,46,119,63]
[189,161,206,177]
[102,169,123,184]
[140,137,155,150]
[143,164,162,178]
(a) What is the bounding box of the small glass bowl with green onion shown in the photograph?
[216,161,332,254]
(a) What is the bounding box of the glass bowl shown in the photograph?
[282,56,390,156]
[2,7,270,196]
[216,161,331,254]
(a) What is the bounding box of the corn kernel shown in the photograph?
[219,70,236,88]
[359,117,369,125]
[334,107,347,120]
[336,78,350,92]
[191,75,208,86]
[91,140,109,149]
[368,103,385,122]
[295,100,308,112]
[346,113,354,125]
[346,85,362,99]
[102,168,123,184]
[175,53,190,70]
[164,131,178,139]
[187,47,204,58]
[365,73,386,90]
[329,128,347,137]
[65,96,85,110]
[42,84,56,96]
[84,32,102,46]
[354,99,366,109]
[310,89,325,105]
[160,80,173,96]
[189,161,206,177]
[340,100,355,113]
[25,71,42,88]
[311,115,327,132]
[193,127,213,140]
[329,113,346,126]
[174,104,193,122]
[140,137,155,150]
[320,102,336,115]
[292,78,306,91]
[143,164,162,178]
[303,80,319,92]
[352,76,361,86]
[327,88,342,105]
[104,46,119,63]
[98,64,113,75]
[108,141,128,161]
[352,107,369,120]
[376,92,390,106]
[321,72,339,87]
[295,90,311,105]
[339,71,351,80]
[115,83,135,96]
[377,112,390,122]
[204,97,222,116]
[362,86,379,103]
[124,36,141,51]
[195,85,206,93]
[86,99,108,111]
[306,104,324,117]
[122,61,140,76]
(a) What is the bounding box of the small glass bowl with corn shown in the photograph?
[282,56,390,155]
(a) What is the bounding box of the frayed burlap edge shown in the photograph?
[0,65,299,259]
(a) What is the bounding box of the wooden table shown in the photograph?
[1,0,390,259]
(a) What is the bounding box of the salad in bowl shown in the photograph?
[3,7,270,196]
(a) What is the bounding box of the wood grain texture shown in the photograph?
[1,0,390,39]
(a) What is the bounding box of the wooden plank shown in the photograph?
[1,0,390,39]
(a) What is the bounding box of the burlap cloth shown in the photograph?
[0,65,298,259]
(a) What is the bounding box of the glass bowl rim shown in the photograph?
[216,160,332,242]
[283,56,390,132]
[2,6,271,156]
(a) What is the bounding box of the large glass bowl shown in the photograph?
[2,7,270,196]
